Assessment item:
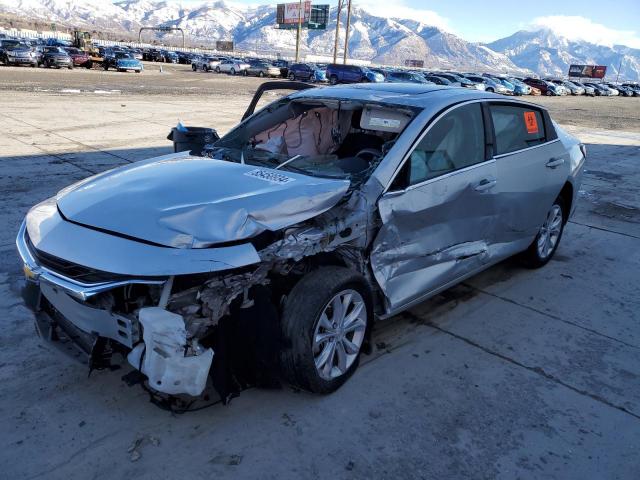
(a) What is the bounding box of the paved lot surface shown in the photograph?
[0,71,639,479]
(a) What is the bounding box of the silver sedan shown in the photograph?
[17,83,585,400]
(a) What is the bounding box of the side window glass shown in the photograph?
[490,105,546,155]
[406,103,486,186]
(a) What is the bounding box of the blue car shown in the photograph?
[287,63,327,82]
[326,64,384,84]
[104,52,143,73]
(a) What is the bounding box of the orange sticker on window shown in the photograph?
[524,111,539,134]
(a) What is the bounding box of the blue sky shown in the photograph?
[220,0,640,46]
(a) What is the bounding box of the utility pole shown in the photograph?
[342,0,352,64]
[332,0,342,64]
[615,57,623,83]
[295,0,303,63]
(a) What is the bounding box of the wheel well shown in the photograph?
[559,181,573,222]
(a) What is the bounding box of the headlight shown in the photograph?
[7,51,15,56]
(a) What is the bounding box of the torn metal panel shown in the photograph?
[370,161,499,312]
[127,307,214,396]
[56,156,351,248]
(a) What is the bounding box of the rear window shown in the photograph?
[490,104,547,155]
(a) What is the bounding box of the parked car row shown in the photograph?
[3,34,640,96]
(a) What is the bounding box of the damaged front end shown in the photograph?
[17,90,419,402]
[17,184,376,402]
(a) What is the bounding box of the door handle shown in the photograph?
[546,157,565,169]
[474,178,497,191]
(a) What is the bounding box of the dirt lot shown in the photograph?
[1,63,639,480]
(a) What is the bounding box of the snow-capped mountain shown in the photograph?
[0,0,527,72]
[486,29,640,81]
[1,0,639,80]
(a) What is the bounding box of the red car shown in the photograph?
[64,47,92,69]
[523,77,552,95]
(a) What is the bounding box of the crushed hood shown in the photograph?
[56,152,350,248]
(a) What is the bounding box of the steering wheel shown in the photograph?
[355,148,382,162]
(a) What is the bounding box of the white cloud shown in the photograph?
[530,15,640,49]
[353,0,453,32]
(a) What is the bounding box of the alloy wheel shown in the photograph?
[313,289,367,380]
[537,204,563,259]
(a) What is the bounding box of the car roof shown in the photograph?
[290,83,523,108]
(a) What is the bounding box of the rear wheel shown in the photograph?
[280,266,371,393]
[192,64,197,71]
[215,66,220,73]
[258,71,265,77]
[329,75,338,85]
[230,67,236,75]
[521,197,566,268]
[486,87,494,93]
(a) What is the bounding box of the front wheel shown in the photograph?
[258,71,264,77]
[215,66,220,73]
[521,197,566,268]
[230,68,235,75]
[329,75,338,85]
[192,64,197,71]
[280,266,371,394]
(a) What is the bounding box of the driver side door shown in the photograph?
[370,102,499,313]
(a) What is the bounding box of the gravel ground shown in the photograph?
[0,62,638,132]
[1,65,639,480]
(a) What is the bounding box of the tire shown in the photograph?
[103,63,109,71]
[288,72,295,81]
[215,66,220,73]
[243,69,248,76]
[521,196,566,268]
[68,65,73,70]
[486,87,494,93]
[258,71,264,77]
[85,61,93,69]
[230,68,236,75]
[329,75,338,85]
[280,266,372,394]
[192,64,197,71]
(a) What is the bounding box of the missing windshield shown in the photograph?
[205,98,417,183]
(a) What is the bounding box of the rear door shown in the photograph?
[489,102,569,252]
[371,102,499,312]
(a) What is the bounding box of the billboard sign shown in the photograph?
[405,59,424,68]
[276,3,328,29]
[568,64,607,79]
[216,40,234,51]
[277,2,311,25]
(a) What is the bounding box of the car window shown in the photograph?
[490,104,546,155]
[405,103,486,185]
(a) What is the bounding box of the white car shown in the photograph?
[216,59,250,75]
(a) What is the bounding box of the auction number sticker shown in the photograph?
[524,111,539,134]
[244,169,295,185]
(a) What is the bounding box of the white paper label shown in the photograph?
[244,169,295,184]
[369,117,402,129]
